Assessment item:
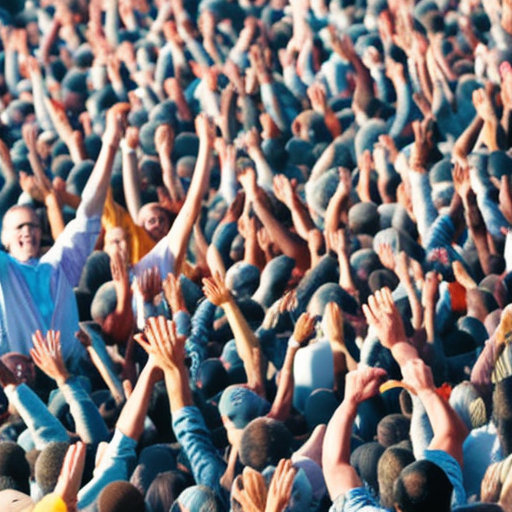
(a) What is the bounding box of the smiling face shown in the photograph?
[138,204,171,242]
[1,206,41,262]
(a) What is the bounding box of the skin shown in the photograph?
[104,226,129,262]
[139,204,171,242]
[1,206,42,263]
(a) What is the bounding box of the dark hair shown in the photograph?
[0,441,30,494]
[239,417,293,471]
[378,447,415,509]
[35,442,70,495]
[393,460,452,512]
[493,375,512,456]
[145,471,191,512]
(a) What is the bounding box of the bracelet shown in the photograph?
[288,337,300,349]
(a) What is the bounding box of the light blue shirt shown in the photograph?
[0,208,101,367]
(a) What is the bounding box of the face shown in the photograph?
[141,206,170,242]
[2,208,41,262]
[104,227,129,262]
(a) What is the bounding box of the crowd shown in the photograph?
[0,0,511,510]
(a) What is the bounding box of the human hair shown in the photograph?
[492,375,512,456]
[239,417,293,471]
[35,442,70,496]
[145,471,190,512]
[378,447,415,509]
[0,441,30,495]
[393,460,452,512]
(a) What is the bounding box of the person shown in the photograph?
[0,103,130,369]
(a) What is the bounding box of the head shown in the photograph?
[492,375,512,456]
[394,460,452,512]
[35,442,70,496]
[137,203,171,242]
[145,471,190,512]
[104,227,129,263]
[1,206,41,262]
[239,417,293,471]
[98,481,146,512]
[0,354,36,388]
[378,447,415,509]
[0,442,30,495]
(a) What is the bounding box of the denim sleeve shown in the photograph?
[260,82,289,132]
[77,429,137,510]
[409,171,438,243]
[4,383,69,450]
[469,165,509,239]
[212,221,239,270]
[186,299,217,385]
[173,310,191,338]
[423,449,466,507]
[389,82,412,138]
[172,406,228,502]
[329,487,385,512]
[59,376,110,444]
[283,65,308,102]
[154,43,175,86]
[410,393,433,461]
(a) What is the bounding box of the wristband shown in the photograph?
[288,337,300,349]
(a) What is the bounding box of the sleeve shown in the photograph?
[423,449,467,507]
[40,209,102,287]
[172,406,227,492]
[4,383,70,450]
[59,376,110,444]
[133,232,175,280]
[77,429,137,510]
[329,487,384,512]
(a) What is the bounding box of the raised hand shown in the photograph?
[231,467,268,512]
[376,242,396,271]
[265,459,297,512]
[53,442,87,512]
[104,103,131,147]
[202,272,232,307]
[400,358,435,395]
[273,175,296,208]
[155,123,175,156]
[30,330,69,386]
[135,317,186,372]
[324,302,344,344]
[135,266,162,303]
[344,365,387,404]
[162,273,187,314]
[195,113,216,148]
[409,117,434,170]
[362,287,407,349]
[292,312,316,347]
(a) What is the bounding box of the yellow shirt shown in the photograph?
[101,188,156,265]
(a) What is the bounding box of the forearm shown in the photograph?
[79,138,118,219]
[417,387,467,465]
[252,195,310,270]
[45,192,66,240]
[324,191,348,233]
[4,383,69,449]
[454,115,483,159]
[165,366,193,413]
[121,146,142,222]
[247,147,275,192]
[323,398,362,499]
[389,79,412,139]
[59,376,110,444]
[5,49,20,95]
[105,0,120,48]
[391,341,420,368]
[288,195,316,240]
[168,138,212,271]
[116,362,159,441]
[102,297,134,345]
[268,345,298,421]
[222,298,261,379]
[31,73,54,132]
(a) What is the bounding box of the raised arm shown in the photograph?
[203,272,264,395]
[79,103,130,219]
[323,366,387,500]
[401,358,468,466]
[30,330,110,444]
[268,312,316,421]
[168,114,215,273]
